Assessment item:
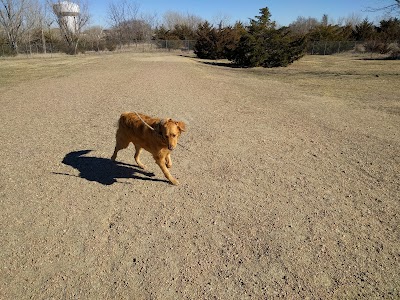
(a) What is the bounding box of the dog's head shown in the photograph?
[158,118,186,150]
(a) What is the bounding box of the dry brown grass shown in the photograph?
[250,54,400,103]
[2,52,399,101]
[199,53,399,102]
[0,54,101,88]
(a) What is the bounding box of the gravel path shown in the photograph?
[1,52,399,299]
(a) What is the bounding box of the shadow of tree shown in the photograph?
[58,150,167,185]
[360,56,400,61]
[201,61,242,68]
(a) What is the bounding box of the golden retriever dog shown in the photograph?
[111,112,186,185]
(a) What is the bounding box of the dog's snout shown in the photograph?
[168,145,174,150]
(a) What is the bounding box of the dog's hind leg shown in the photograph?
[134,145,147,169]
[111,134,129,161]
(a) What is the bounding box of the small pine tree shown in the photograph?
[194,21,246,60]
[231,7,306,67]
[194,21,221,59]
[263,27,306,67]
[378,18,400,42]
[154,26,170,40]
[223,22,247,60]
[352,19,376,41]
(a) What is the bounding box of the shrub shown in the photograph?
[194,21,246,60]
[194,21,222,59]
[230,7,306,67]
[364,40,390,54]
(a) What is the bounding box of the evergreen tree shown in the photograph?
[230,7,306,67]
[194,21,245,60]
[308,24,346,41]
[223,22,247,61]
[352,19,376,41]
[378,18,400,42]
[154,26,171,40]
[194,21,221,59]
[172,24,197,40]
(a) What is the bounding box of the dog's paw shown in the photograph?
[170,178,179,185]
[166,162,172,168]
[137,163,147,170]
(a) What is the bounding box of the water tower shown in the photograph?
[53,1,80,34]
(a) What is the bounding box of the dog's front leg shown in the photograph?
[155,155,179,185]
[166,154,172,168]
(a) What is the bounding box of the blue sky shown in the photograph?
[87,0,393,27]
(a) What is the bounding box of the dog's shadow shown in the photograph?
[57,150,167,185]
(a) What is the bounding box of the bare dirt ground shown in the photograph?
[0,52,399,299]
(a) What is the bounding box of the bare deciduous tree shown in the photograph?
[337,13,363,29]
[289,16,319,36]
[366,0,400,14]
[0,0,28,54]
[39,1,54,54]
[23,0,43,54]
[162,11,203,32]
[84,25,104,51]
[211,12,231,28]
[107,0,140,48]
[51,0,90,54]
[139,11,158,41]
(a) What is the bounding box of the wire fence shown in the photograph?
[308,41,357,55]
[307,41,399,56]
[0,39,197,56]
[1,40,398,57]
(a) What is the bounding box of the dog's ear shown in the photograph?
[160,118,171,126]
[176,121,186,132]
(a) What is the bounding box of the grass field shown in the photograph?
[0,54,102,87]
[2,53,399,109]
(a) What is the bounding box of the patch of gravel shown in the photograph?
[0,52,399,299]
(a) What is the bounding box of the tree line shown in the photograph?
[190,9,400,67]
[1,0,399,64]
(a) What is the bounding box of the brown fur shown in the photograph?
[111,112,186,185]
